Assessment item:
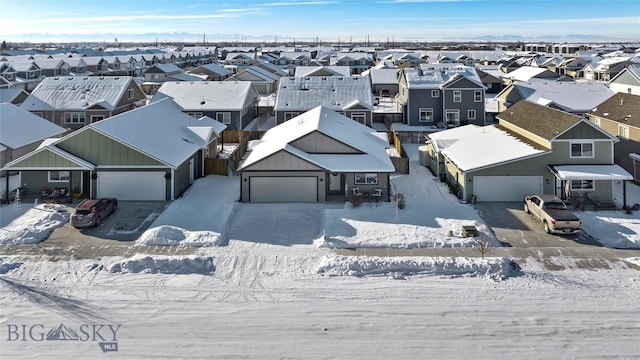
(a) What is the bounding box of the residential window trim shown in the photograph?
[350,112,366,124]
[127,88,134,99]
[468,109,476,120]
[431,90,440,98]
[570,179,594,191]
[90,115,105,123]
[474,90,482,102]
[419,108,434,123]
[64,112,86,124]
[594,117,601,127]
[187,112,203,119]
[216,112,232,125]
[284,112,300,121]
[354,173,378,185]
[570,141,594,158]
[445,109,460,126]
[48,171,70,182]
[453,90,462,103]
[618,124,629,139]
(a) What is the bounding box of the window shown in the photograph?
[594,117,601,127]
[355,173,378,185]
[284,112,299,121]
[431,90,439,98]
[127,89,134,99]
[474,91,482,102]
[618,125,629,139]
[468,110,476,120]
[64,112,85,124]
[629,88,632,95]
[445,110,460,126]
[49,171,70,182]
[419,108,433,123]
[571,180,594,191]
[453,91,461,102]
[350,113,366,124]
[570,142,594,158]
[4,73,13,80]
[60,68,68,75]
[27,70,37,79]
[216,112,231,125]
[90,115,105,123]
[187,112,203,119]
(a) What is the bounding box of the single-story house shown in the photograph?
[238,105,395,203]
[2,98,226,201]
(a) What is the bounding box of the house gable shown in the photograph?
[443,76,484,89]
[290,131,362,154]
[554,120,615,141]
[4,147,86,169]
[240,148,324,171]
[609,67,640,87]
[56,128,164,166]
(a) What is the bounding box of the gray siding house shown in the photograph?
[398,64,486,127]
[238,106,394,203]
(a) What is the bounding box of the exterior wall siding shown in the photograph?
[499,120,551,148]
[344,172,390,199]
[242,151,324,172]
[21,170,82,197]
[57,129,164,166]
[290,132,359,154]
[556,121,611,140]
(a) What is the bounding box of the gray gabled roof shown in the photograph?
[404,64,484,89]
[510,81,614,114]
[0,103,67,150]
[21,76,138,112]
[151,81,258,111]
[588,92,640,129]
[274,75,373,112]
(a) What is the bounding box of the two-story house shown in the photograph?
[333,53,374,75]
[142,63,203,95]
[150,81,259,130]
[608,63,640,96]
[398,64,486,127]
[425,100,632,206]
[21,76,147,130]
[187,63,231,81]
[586,93,640,182]
[274,75,374,126]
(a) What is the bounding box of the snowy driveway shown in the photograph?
[475,201,602,248]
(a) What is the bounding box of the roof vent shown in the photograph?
[200,100,206,105]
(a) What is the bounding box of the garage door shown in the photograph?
[97,172,166,201]
[474,176,543,202]
[250,176,317,202]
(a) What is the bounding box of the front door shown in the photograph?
[329,173,341,193]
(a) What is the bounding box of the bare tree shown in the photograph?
[474,235,494,260]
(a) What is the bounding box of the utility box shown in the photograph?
[462,225,479,238]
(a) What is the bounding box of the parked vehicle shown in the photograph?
[523,194,581,234]
[71,198,118,228]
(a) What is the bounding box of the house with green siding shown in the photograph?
[2,98,226,201]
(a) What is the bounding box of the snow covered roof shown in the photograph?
[274,76,373,112]
[189,63,230,76]
[21,76,138,111]
[90,98,225,168]
[404,64,483,89]
[502,66,562,82]
[151,81,257,111]
[166,72,204,82]
[294,66,351,77]
[512,81,614,113]
[429,124,548,172]
[240,106,394,172]
[550,164,633,181]
[0,103,66,150]
[369,68,399,85]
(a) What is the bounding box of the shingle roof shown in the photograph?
[0,103,67,149]
[274,76,373,112]
[497,100,582,140]
[21,76,137,111]
[588,93,640,128]
[511,81,614,113]
[151,81,257,111]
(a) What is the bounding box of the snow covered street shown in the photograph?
[1,144,640,358]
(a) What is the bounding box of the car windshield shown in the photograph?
[545,201,567,210]
[76,209,92,215]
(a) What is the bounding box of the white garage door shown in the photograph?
[97,172,166,201]
[474,176,543,202]
[250,176,317,202]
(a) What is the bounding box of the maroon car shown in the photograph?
[70,198,118,228]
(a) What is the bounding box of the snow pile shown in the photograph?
[137,225,223,247]
[0,257,22,274]
[316,255,522,281]
[577,210,640,248]
[0,204,69,245]
[108,254,215,275]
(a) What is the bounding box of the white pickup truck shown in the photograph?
[523,194,582,234]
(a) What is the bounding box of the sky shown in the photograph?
[1,0,639,43]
